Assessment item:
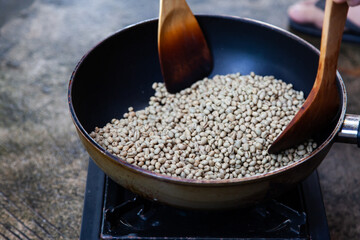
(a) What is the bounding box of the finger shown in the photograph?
[348,0,360,6]
[333,0,360,6]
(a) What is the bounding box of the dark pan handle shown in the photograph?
[336,114,360,147]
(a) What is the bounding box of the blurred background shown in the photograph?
[0,0,359,239]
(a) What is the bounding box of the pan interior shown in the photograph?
[70,16,344,175]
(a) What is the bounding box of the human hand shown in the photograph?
[333,0,360,7]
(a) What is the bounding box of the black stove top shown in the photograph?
[80,158,330,240]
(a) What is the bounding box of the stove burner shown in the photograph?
[105,196,160,231]
[80,159,330,240]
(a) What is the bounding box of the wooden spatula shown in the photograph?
[268,0,349,154]
[158,0,213,93]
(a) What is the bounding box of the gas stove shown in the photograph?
[80,158,330,239]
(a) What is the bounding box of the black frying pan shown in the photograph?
[68,16,353,209]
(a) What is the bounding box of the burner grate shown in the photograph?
[80,159,330,240]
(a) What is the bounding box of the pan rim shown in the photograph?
[68,15,347,186]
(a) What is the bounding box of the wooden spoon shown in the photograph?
[158,0,213,93]
[268,0,349,154]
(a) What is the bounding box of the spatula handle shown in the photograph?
[315,0,349,88]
